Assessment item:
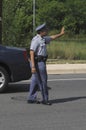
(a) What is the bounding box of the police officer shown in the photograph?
[27,23,65,105]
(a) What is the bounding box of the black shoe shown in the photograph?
[36,100,41,104]
[41,101,52,105]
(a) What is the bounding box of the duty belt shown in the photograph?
[35,55,48,62]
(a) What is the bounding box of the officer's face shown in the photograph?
[41,28,48,36]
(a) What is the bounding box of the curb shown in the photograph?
[47,64,86,74]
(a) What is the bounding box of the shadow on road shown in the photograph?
[4,83,51,93]
[50,96,86,104]
[5,83,30,93]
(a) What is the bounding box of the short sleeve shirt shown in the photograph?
[30,34,51,56]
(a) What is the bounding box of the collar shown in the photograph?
[37,34,44,40]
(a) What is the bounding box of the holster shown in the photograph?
[35,55,48,62]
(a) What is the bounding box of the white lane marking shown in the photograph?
[48,78,86,81]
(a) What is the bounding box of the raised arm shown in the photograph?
[50,27,65,40]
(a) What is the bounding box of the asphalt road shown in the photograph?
[0,74,86,130]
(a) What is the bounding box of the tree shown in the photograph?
[36,0,66,30]
[63,0,86,34]
[2,0,86,47]
[2,0,33,47]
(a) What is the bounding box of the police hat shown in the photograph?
[36,23,46,31]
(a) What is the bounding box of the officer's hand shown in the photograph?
[60,27,65,35]
[31,67,36,73]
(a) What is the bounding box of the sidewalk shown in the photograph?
[47,64,86,74]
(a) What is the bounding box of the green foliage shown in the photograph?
[63,0,86,34]
[2,0,33,47]
[2,0,86,50]
[36,0,67,30]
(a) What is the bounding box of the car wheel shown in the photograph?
[0,66,9,92]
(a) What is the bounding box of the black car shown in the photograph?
[0,45,31,92]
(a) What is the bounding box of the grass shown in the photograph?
[47,40,86,60]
